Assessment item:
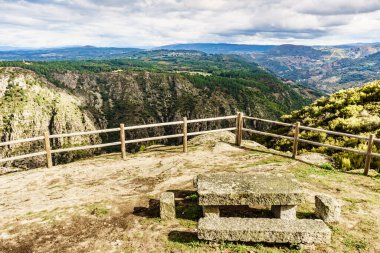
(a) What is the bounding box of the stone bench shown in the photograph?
[196,174,305,220]
[198,217,331,244]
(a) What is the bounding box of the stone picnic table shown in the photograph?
[195,173,332,244]
[196,173,305,219]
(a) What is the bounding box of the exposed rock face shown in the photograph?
[0,66,314,169]
[51,71,244,148]
[53,71,239,126]
[0,68,100,168]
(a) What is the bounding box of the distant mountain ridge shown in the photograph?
[1,43,379,93]
[267,44,328,58]
[156,43,275,53]
[0,46,143,60]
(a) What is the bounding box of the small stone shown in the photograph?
[160,192,176,220]
[271,205,296,219]
[315,195,341,223]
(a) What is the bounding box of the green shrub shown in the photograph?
[139,145,146,152]
[341,157,352,171]
[321,163,334,170]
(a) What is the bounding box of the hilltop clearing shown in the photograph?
[0,132,379,253]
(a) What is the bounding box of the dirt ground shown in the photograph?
[0,132,379,253]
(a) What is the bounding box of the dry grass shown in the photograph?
[0,133,379,253]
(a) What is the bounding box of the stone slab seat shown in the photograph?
[198,217,331,244]
[197,174,305,206]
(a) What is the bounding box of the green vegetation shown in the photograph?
[272,81,380,171]
[0,51,320,168]
[320,163,335,170]
[0,51,317,118]
[86,204,109,217]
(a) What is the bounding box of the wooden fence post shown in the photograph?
[364,134,375,175]
[235,112,243,146]
[44,131,53,168]
[120,124,126,160]
[292,122,300,159]
[183,117,188,153]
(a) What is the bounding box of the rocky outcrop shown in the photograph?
[0,66,315,169]
[0,67,100,168]
[52,71,242,145]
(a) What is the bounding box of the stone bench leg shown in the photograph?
[271,205,296,220]
[203,206,220,217]
[160,192,176,220]
[315,195,341,223]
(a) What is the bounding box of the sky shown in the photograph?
[0,0,380,48]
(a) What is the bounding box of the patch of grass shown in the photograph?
[185,193,198,202]
[176,203,201,221]
[344,236,367,250]
[219,241,293,253]
[178,219,197,229]
[246,155,291,167]
[296,211,315,219]
[86,204,109,217]
[139,217,162,225]
[321,163,335,170]
[166,231,206,250]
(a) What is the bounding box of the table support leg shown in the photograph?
[203,206,220,217]
[271,205,296,219]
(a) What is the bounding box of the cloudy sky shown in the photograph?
[1,0,380,48]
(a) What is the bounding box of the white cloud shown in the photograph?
[0,0,379,48]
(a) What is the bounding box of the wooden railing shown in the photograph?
[0,113,379,175]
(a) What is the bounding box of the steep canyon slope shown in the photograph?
[0,52,318,167]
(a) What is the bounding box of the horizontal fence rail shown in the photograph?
[0,136,45,147]
[0,115,237,166]
[243,115,379,175]
[0,113,378,175]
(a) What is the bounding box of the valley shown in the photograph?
[0,52,318,168]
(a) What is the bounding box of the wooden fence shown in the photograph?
[0,113,379,175]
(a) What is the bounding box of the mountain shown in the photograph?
[0,52,319,167]
[250,44,380,93]
[157,43,275,53]
[267,44,328,58]
[1,43,379,94]
[275,80,380,170]
[0,46,143,60]
[0,46,27,51]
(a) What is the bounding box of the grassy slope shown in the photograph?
[278,80,380,171]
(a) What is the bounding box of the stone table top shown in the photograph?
[196,173,305,206]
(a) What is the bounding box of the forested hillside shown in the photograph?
[0,67,100,168]
[0,51,319,168]
[273,80,380,171]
